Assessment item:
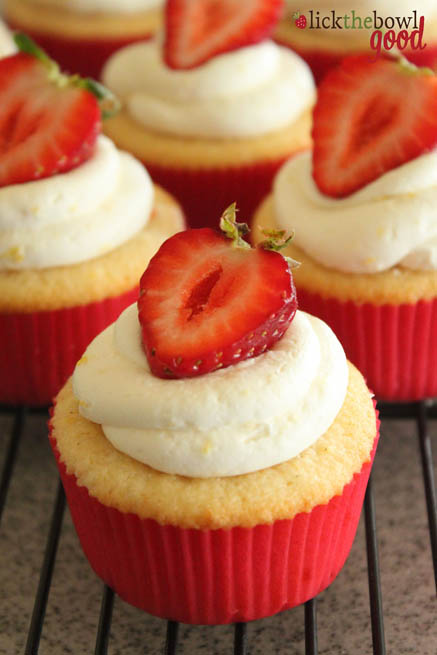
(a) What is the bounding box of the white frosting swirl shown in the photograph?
[102,39,315,138]
[0,135,153,270]
[274,150,437,273]
[23,0,163,13]
[0,20,16,58]
[73,304,348,478]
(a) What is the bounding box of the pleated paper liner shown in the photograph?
[274,40,437,84]
[144,157,294,230]
[0,287,138,407]
[297,289,437,402]
[49,423,379,625]
[4,26,155,78]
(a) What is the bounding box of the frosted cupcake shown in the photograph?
[0,37,184,406]
[253,55,437,401]
[102,0,315,228]
[3,0,164,78]
[49,211,379,624]
[275,1,437,83]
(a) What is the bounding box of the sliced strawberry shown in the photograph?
[164,0,284,70]
[0,35,119,188]
[138,206,297,379]
[312,55,437,198]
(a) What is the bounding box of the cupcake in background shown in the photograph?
[0,19,16,57]
[253,54,437,401]
[102,0,315,229]
[0,36,185,407]
[275,1,437,83]
[3,0,164,78]
[49,210,379,624]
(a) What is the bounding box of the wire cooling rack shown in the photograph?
[0,401,436,654]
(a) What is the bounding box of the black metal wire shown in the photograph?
[95,585,114,655]
[234,623,247,655]
[378,400,437,420]
[164,621,179,655]
[416,402,437,592]
[25,479,66,655]
[305,599,318,655]
[0,401,434,652]
[364,475,386,655]
[0,406,26,526]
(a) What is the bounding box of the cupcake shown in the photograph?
[101,0,315,229]
[0,19,16,58]
[3,0,164,78]
[49,210,379,625]
[0,37,185,406]
[275,1,437,83]
[253,55,437,401]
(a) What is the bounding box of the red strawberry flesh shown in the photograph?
[164,0,284,70]
[0,52,101,187]
[138,227,297,378]
[312,55,437,198]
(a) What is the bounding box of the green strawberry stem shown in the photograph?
[14,32,54,68]
[396,55,434,76]
[219,203,250,250]
[219,203,300,269]
[14,33,120,119]
[74,77,120,120]
[259,228,301,269]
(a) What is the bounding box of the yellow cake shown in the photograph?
[1,186,184,313]
[49,281,378,623]
[4,0,162,42]
[4,0,163,78]
[103,107,313,171]
[101,34,315,228]
[52,362,375,530]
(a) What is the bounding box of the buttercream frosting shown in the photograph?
[73,304,348,478]
[23,0,163,13]
[0,135,153,270]
[102,38,315,138]
[0,20,16,58]
[274,149,437,273]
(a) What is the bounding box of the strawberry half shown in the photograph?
[0,34,119,188]
[138,205,297,379]
[312,55,437,198]
[164,0,284,70]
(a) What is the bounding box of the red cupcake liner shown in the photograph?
[275,40,437,83]
[0,287,138,407]
[297,289,437,402]
[144,156,298,230]
[5,23,154,78]
[49,420,379,625]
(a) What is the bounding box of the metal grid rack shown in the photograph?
[0,401,436,654]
